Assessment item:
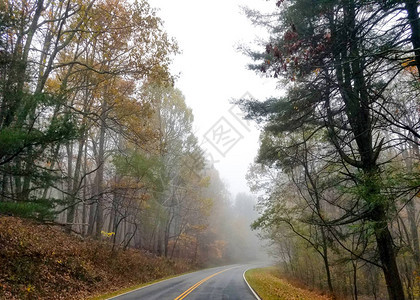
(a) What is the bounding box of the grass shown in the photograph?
[245,267,331,300]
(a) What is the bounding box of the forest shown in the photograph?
[241,0,420,299]
[3,0,420,299]
[0,0,262,282]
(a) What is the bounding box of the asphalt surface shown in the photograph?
[109,264,260,300]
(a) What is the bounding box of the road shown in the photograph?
[109,264,260,300]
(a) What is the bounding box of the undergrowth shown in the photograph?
[0,216,195,299]
[245,267,332,300]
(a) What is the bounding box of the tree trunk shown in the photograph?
[352,260,358,300]
[402,146,420,266]
[94,99,107,239]
[65,142,74,232]
[373,212,405,300]
[81,142,88,236]
[87,201,97,236]
[404,0,420,76]
[321,229,335,298]
[407,199,420,266]
[331,1,406,296]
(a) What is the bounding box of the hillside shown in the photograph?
[0,216,194,300]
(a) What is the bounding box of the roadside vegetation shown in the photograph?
[240,0,420,299]
[0,216,195,299]
[245,267,331,300]
[6,0,420,298]
[0,1,263,298]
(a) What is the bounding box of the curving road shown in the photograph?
[109,264,261,300]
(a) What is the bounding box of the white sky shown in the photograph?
[148,0,279,198]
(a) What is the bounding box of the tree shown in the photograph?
[0,0,93,218]
[138,84,208,256]
[44,0,176,236]
[0,0,177,232]
[239,0,420,298]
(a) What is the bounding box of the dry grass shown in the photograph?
[245,267,332,300]
[0,216,195,300]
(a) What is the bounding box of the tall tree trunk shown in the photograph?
[1,174,8,201]
[87,201,97,236]
[81,140,88,236]
[156,222,164,256]
[407,199,420,266]
[65,142,73,230]
[352,260,358,300]
[404,0,420,76]
[164,208,174,257]
[330,1,406,296]
[321,228,335,298]
[66,138,86,233]
[373,205,405,300]
[94,99,107,239]
[402,145,420,266]
[14,160,22,199]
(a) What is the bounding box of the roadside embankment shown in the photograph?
[0,216,195,299]
[245,267,332,300]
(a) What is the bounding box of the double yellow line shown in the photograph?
[174,267,236,300]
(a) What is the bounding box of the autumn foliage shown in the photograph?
[0,216,193,300]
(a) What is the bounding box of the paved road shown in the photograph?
[109,264,260,300]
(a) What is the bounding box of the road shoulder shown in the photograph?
[244,267,331,300]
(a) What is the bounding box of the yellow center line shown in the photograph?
[174,267,236,300]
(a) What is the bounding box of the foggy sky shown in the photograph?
[148,0,278,197]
